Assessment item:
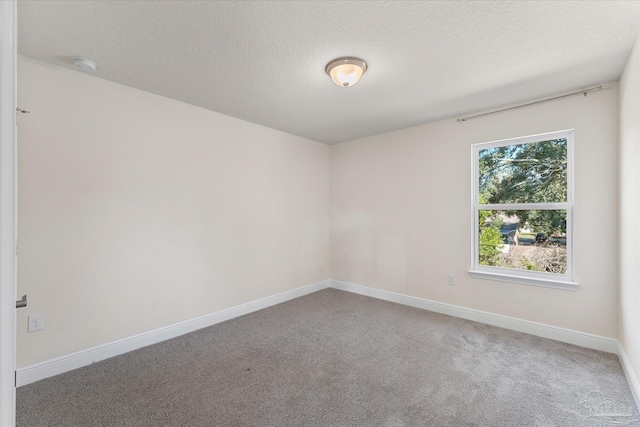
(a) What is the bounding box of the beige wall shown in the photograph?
[331,84,619,337]
[619,36,640,383]
[17,56,330,367]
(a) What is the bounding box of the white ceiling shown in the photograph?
[17,1,640,144]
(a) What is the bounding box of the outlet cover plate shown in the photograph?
[28,314,43,332]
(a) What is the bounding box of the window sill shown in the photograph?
[468,270,578,291]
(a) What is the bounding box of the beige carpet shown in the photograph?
[17,288,640,426]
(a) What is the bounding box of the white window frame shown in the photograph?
[469,129,577,290]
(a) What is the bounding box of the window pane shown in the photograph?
[479,139,567,204]
[478,209,567,274]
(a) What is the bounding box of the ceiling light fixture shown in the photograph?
[325,57,367,88]
[72,56,97,72]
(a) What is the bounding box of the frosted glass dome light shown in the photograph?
[325,57,367,88]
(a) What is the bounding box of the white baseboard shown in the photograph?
[330,280,618,354]
[16,280,330,387]
[618,342,640,412]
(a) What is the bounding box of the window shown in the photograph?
[470,130,576,290]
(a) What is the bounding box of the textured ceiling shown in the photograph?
[17,1,640,144]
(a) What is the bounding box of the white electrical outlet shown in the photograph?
[447,274,456,286]
[28,314,44,332]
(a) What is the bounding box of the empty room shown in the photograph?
[1,1,640,426]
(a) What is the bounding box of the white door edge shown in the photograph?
[0,0,18,425]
